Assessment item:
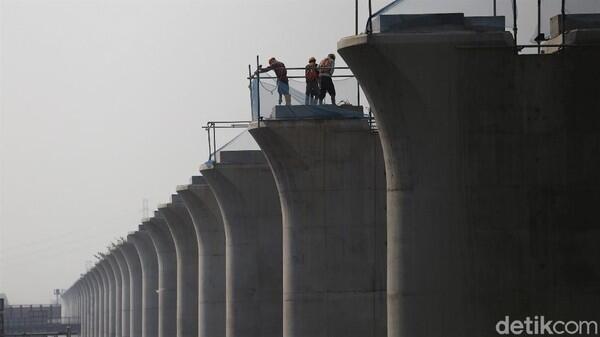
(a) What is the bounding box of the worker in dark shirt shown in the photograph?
[256,57,291,106]
[305,57,320,105]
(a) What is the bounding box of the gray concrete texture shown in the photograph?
[158,197,198,337]
[120,240,143,337]
[143,216,178,337]
[176,176,226,337]
[338,28,600,337]
[249,118,387,337]
[200,151,282,337]
[107,254,123,337]
[129,230,159,337]
[90,267,103,337]
[113,247,131,337]
[99,257,117,337]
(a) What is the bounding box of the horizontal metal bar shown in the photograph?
[248,75,355,80]
[280,66,351,71]
[457,44,600,50]
[248,67,354,80]
[202,125,249,130]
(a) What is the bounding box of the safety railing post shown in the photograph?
[256,55,261,127]
[538,0,542,54]
[248,64,253,120]
[367,0,373,34]
[212,123,217,158]
[513,0,518,50]
[561,0,566,49]
[355,0,359,35]
[207,123,212,161]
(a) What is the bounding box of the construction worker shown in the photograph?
[256,57,291,106]
[305,57,320,105]
[318,53,336,105]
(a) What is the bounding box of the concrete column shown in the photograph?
[77,281,86,336]
[249,118,387,337]
[142,216,178,337]
[90,267,103,337]
[338,30,600,337]
[107,253,123,337]
[83,277,93,337]
[113,247,131,337]
[129,230,159,337]
[200,150,282,337]
[158,197,198,337]
[98,261,111,337]
[177,176,226,337]
[99,258,117,337]
[120,240,143,337]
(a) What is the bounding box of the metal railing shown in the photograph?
[364,0,590,54]
[247,56,362,123]
[204,121,251,161]
[203,111,378,162]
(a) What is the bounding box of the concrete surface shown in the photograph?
[200,150,282,337]
[177,176,226,337]
[143,217,178,337]
[100,258,117,337]
[250,117,387,337]
[97,261,111,337]
[158,197,199,337]
[113,247,131,337]
[107,254,123,337]
[129,231,158,337]
[339,28,600,337]
[90,268,103,337]
[120,240,143,337]
[269,105,364,119]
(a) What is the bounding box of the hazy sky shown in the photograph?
[0,0,591,304]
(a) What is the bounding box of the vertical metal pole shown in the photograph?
[367,0,373,33]
[355,0,359,35]
[561,0,566,49]
[256,55,261,126]
[212,123,216,158]
[537,0,542,54]
[248,64,254,120]
[513,0,518,49]
[357,82,361,107]
[493,0,497,16]
[207,124,212,161]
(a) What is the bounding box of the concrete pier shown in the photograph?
[87,280,93,337]
[158,197,198,337]
[249,116,387,337]
[338,21,600,337]
[83,277,94,337]
[113,247,131,337]
[90,267,103,337]
[99,258,117,337]
[97,263,110,337]
[129,231,159,337]
[120,240,143,337]
[177,176,226,337]
[201,150,282,337]
[107,254,123,337]
[143,216,178,337]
